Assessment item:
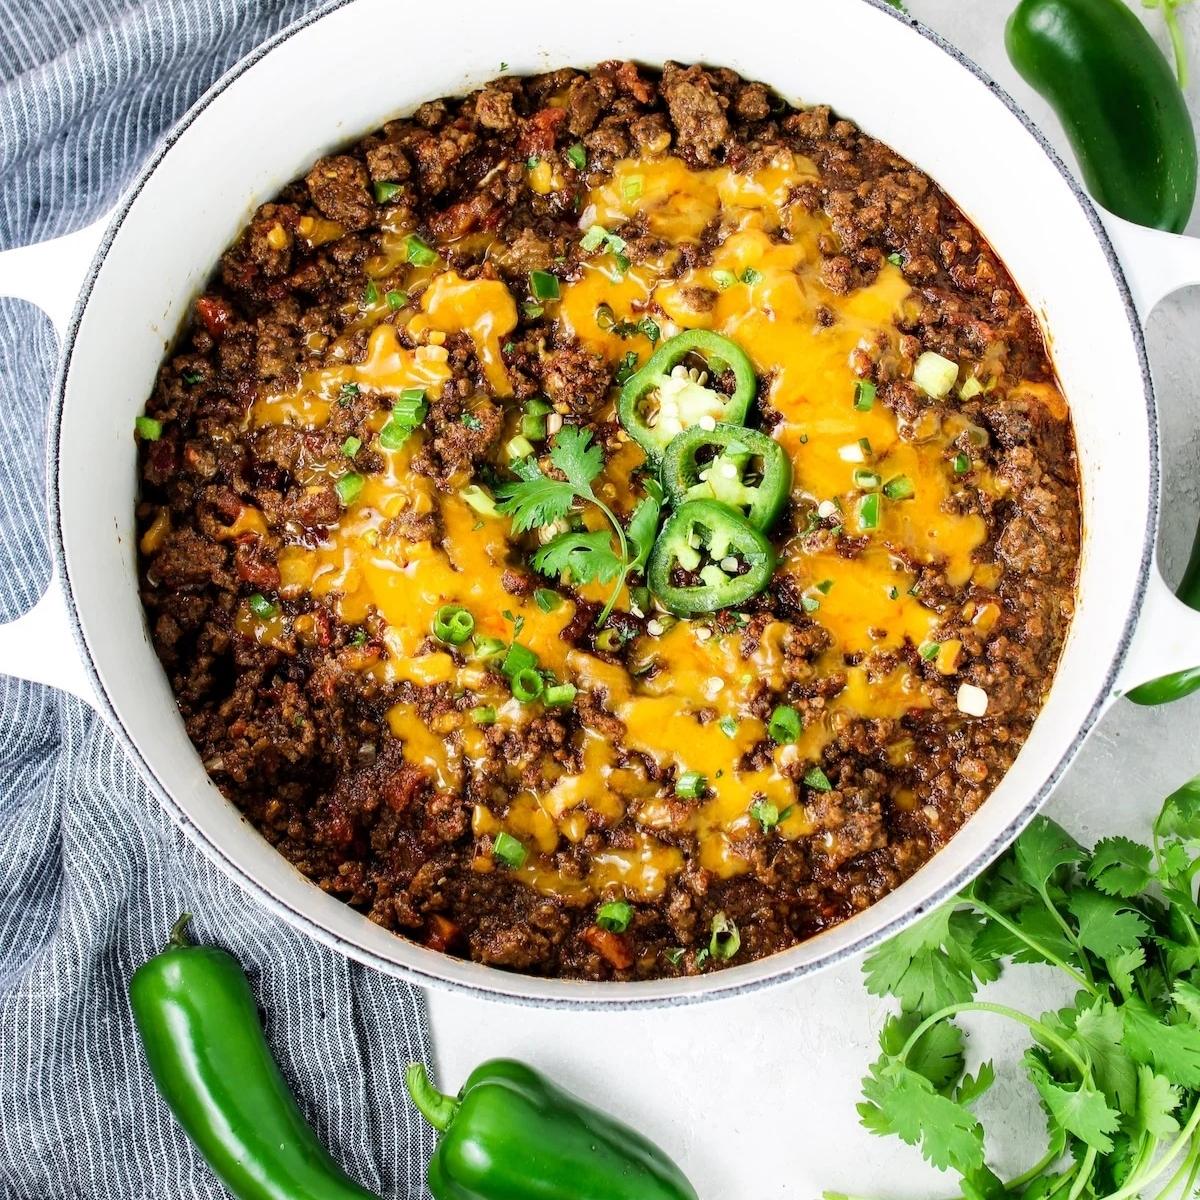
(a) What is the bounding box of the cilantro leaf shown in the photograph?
[1123,997,1200,1088]
[548,425,603,491]
[1087,836,1153,898]
[1134,1064,1181,1140]
[626,483,662,576]
[1105,946,1146,1000]
[1173,978,1200,1024]
[863,905,995,1016]
[878,1013,965,1092]
[1154,774,1200,841]
[1064,999,1138,1112]
[971,901,1079,969]
[494,473,577,533]
[1014,816,1086,893]
[1066,887,1149,959]
[859,1060,985,1173]
[954,1062,996,1108]
[532,529,624,586]
[1024,1049,1121,1154]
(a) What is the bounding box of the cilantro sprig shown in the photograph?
[834,775,1200,1200]
[495,427,659,626]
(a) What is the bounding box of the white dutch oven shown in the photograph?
[2,0,1199,1008]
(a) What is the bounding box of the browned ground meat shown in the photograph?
[136,62,1079,982]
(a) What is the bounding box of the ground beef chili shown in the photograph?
[135,62,1080,981]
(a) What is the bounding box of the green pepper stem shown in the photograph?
[168,913,194,948]
[404,1062,459,1133]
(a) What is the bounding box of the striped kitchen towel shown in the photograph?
[0,3,436,1197]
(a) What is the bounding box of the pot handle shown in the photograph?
[1101,211,1200,702]
[0,219,109,705]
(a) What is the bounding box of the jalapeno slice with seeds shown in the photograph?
[617,330,757,460]
[647,499,775,615]
[660,422,790,532]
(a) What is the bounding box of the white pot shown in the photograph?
[3,0,1200,1008]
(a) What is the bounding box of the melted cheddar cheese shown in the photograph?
[243,154,1064,903]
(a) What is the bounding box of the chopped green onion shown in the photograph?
[460,484,499,518]
[362,281,379,307]
[597,900,633,932]
[521,414,546,441]
[522,302,544,320]
[471,705,497,726]
[739,267,761,285]
[341,436,362,458]
[501,642,538,677]
[919,641,940,661]
[622,176,644,201]
[581,224,608,252]
[913,351,958,398]
[709,911,740,960]
[339,382,359,403]
[750,799,780,831]
[664,947,686,966]
[534,588,561,613]
[566,142,587,171]
[526,155,541,170]
[529,270,560,301]
[719,715,739,739]
[373,180,403,203]
[695,947,711,969]
[887,252,904,267]
[804,767,833,792]
[952,453,971,475]
[182,370,202,385]
[676,771,706,800]
[595,626,624,653]
[433,604,475,645]
[801,595,821,613]
[379,420,412,450]
[392,389,427,424]
[858,492,881,531]
[248,593,278,619]
[511,667,544,703]
[712,268,737,290]
[134,415,162,441]
[882,475,915,501]
[854,380,876,411]
[471,635,507,662]
[853,468,881,490]
[544,682,576,707]
[492,831,526,868]
[385,289,407,311]
[888,586,899,600]
[858,437,873,459]
[506,434,535,461]
[335,473,365,505]
[816,579,834,594]
[768,705,802,744]
[405,234,438,266]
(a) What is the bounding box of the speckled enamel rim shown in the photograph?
[44,0,1157,1009]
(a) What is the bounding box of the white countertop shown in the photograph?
[427,4,1200,1196]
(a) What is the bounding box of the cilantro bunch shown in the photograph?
[833,776,1200,1200]
[495,426,660,626]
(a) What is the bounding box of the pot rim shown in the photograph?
[45,0,1158,1008]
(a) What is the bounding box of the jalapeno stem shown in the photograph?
[405,1062,460,1132]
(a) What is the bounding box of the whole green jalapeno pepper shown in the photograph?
[129,915,378,1200]
[660,422,791,533]
[1006,0,1197,233]
[405,1059,699,1200]
[618,329,758,459]
[647,498,776,615]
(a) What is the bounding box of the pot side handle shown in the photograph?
[0,220,110,705]
[1101,210,1200,702]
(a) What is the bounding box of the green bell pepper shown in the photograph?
[405,1059,699,1200]
[618,330,757,459]
[1006,0,1197,233]
[660,422,791,532]
[647,498,776,615]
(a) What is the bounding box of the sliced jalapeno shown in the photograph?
[660,423,790,533]
[617,331,757,460]
[647,499,776,615]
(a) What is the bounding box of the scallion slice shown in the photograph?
[373,180,403,203]
[405,234,438,266]
[471,705,497,726]
[882,475,915,501]
[341,436,361,458]
[804,767,833,792]
[135,415,162,441]
[492,831,526,868]
[709,911,740,960]
[858,492,881,531]
[247,593,278,619]
[511,667,544,703]
[854,380,876,412]
[597,900,633,932]
[676,771,706,800]
[566,142,587,171]
[335,473,365,506]
[768,705,802,744]
[544,682,576,707]
[433,604,475,645]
